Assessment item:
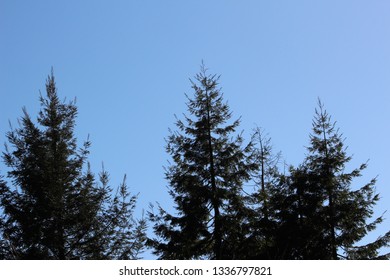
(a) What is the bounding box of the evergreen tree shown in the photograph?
[246,127,282,259]
[306,100,390,259]
[268,165,327,259]
[149,64,257,259]
[0,71,146,259]
[272,100,390,259]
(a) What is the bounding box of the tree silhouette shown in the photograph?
[246,127,283,259]
[305,100,390,259]
[149,64,257,259]
[270,100,390,259]
[0,71,146,259]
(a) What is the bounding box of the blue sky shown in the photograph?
[1,0,389,259]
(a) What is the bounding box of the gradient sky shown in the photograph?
[1,0,389,259]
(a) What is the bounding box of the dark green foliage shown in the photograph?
[0,71,145,259]
[149,64,257,259]
[269,100,390,259]
[244,127,282,259]
[304,100,390,259]
[267,166,328,259]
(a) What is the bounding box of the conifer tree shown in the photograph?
[268,164,327,259]
[149,64,257,259]
[246,127,282,259]
[305,100,390,259]
[272,100,390,259]
[0,71,146,259]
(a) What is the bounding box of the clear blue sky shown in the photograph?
[1,0,389,259]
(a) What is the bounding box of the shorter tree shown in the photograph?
[268,164,327,259]
[271,100,390,259]
[246,127,282,259]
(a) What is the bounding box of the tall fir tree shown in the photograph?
[305,100,390,259]
[0,71,146,259]
[149,64,257,259]
[271,100,390,259]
